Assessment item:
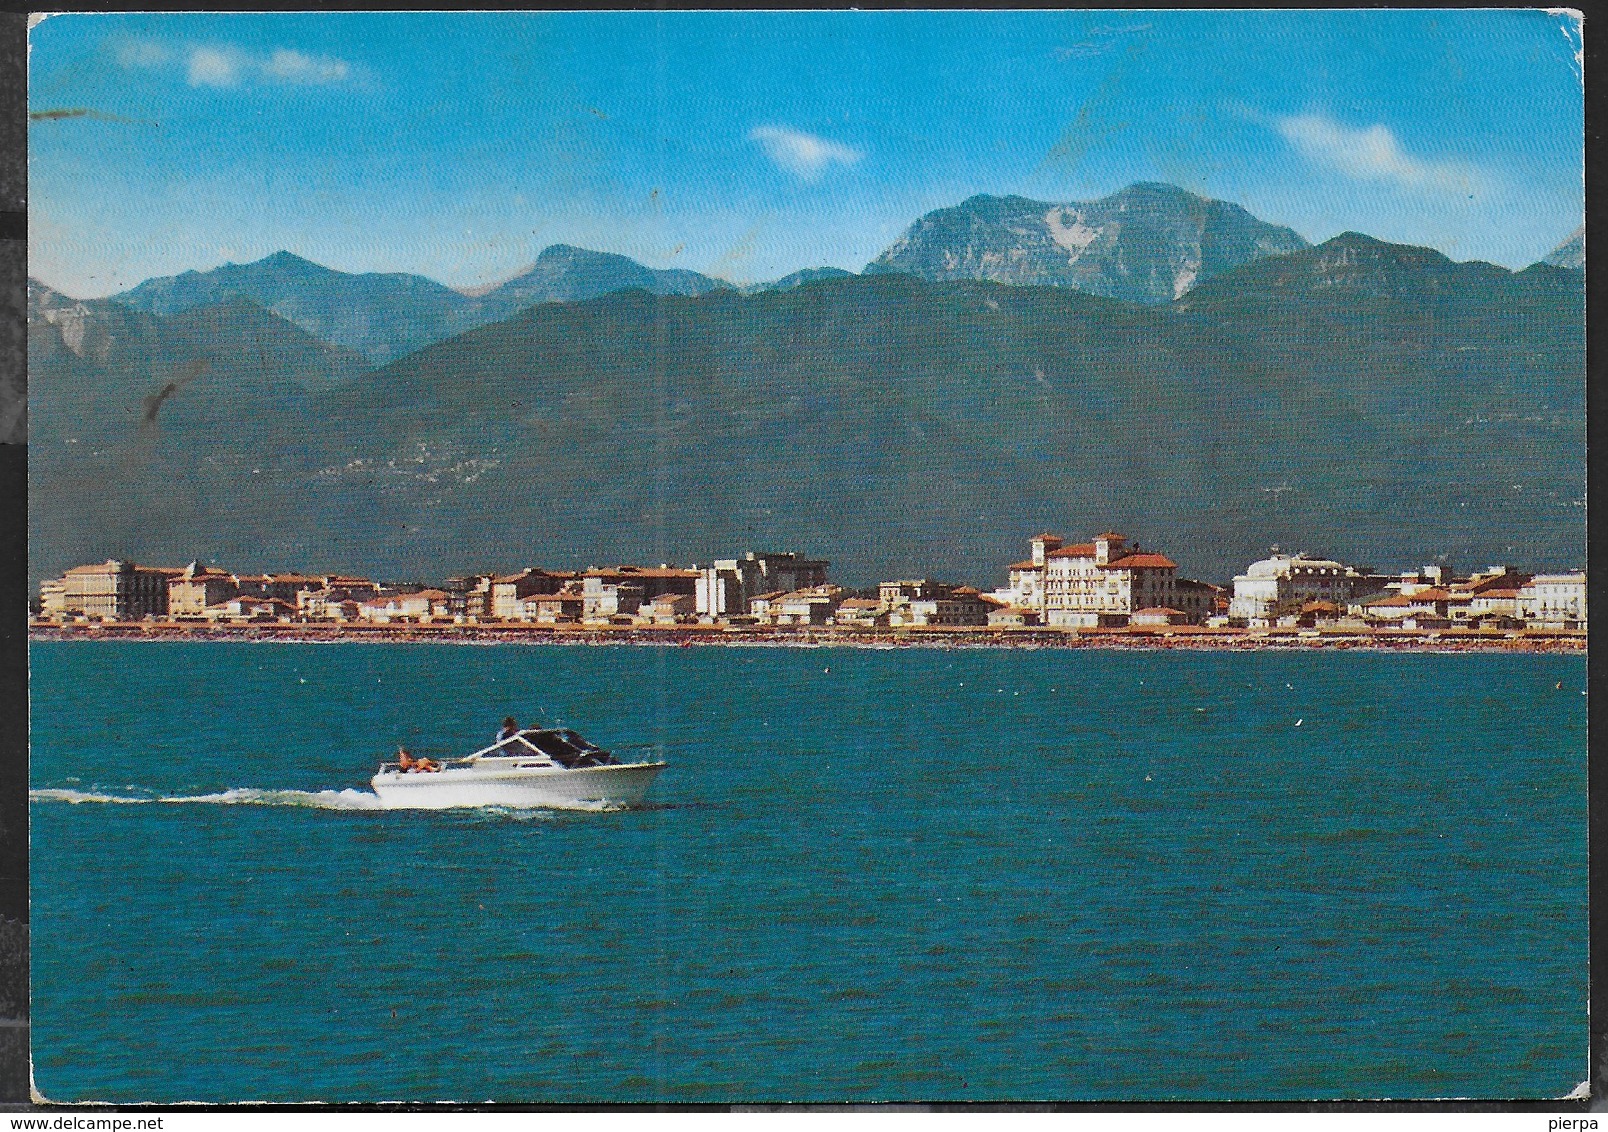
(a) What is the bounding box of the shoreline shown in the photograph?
[26,621,1588,653]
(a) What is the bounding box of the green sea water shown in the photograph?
[28,641,1588,1102]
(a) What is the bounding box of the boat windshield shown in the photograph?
[516,728,614,767]
[481,734,542,758]
[518,730,579,765]
[554,729,602,752]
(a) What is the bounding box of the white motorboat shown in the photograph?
[371,727,666,810]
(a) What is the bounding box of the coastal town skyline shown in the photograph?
[32,525,1590,593]
[29,10,1583,297]
[35,525,1589,638]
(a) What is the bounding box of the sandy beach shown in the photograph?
[27,620,1588,653]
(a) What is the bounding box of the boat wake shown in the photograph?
[31,786,384,810]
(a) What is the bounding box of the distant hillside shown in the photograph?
[107,245,739,365]
[113,251,483,366]
[29,281,370,574]
[472,245,732,320]
[743,267,856,294]
[29,242,1584,588]
[865,182,1308,303]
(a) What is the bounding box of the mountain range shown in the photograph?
[84,184,1580,367]
[28,185,1585,587]
[96,184,1318,365]
[111,245,742,367]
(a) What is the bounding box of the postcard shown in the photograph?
[25,9,1587,1105]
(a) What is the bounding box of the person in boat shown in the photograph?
[397,746,439,773]
[498,716,519,743]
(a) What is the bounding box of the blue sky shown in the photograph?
[29,10,1584,297]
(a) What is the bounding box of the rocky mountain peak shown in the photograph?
[474,243,733,316]
[1541,226,1584,270]
[864,182,1308,303]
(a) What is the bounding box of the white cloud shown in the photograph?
[263,49,350,85]
[186,46,242,88]
[1274,112,1483,195]
[749,125,862,181]
[116,38,353,89]
[114,40,173,69]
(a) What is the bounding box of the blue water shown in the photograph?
[29,642,1587,1103]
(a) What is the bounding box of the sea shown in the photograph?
[28,641,1588,1104]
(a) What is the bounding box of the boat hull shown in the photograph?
[370,761,666,810]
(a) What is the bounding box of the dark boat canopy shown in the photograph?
[489,728,615,767]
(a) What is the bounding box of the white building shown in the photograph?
[360,590,452,623]
[772,585,845,626]
[491,569,559,621]
[1228,553,1373,627]
[641,592,698,625]
[746,591,787,623]
[582,578,645,623]
[997,533,1188,628]
[169,562,239,617]
[1351,588,1454,628]
[887,585,990,627]
[1516,572,1586,629]
[584,567,697,621]
[992,534,1059,610]
[297,588,363,621]
[834,598,886,627]
[204,595,298,623]
[37,578,66,620]
[59,560,176,621]
[526,588,584,624]
[696,551,829,618]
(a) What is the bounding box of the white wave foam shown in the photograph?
[31,786,383,810]
[30,788,153,805]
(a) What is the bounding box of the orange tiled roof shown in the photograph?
[1102,553,1177,570]
[221,596,295,610]
[586,566,699,579]
[1048,543,1099,559]
[492,569,542,583]
[1370,590,1447,608]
